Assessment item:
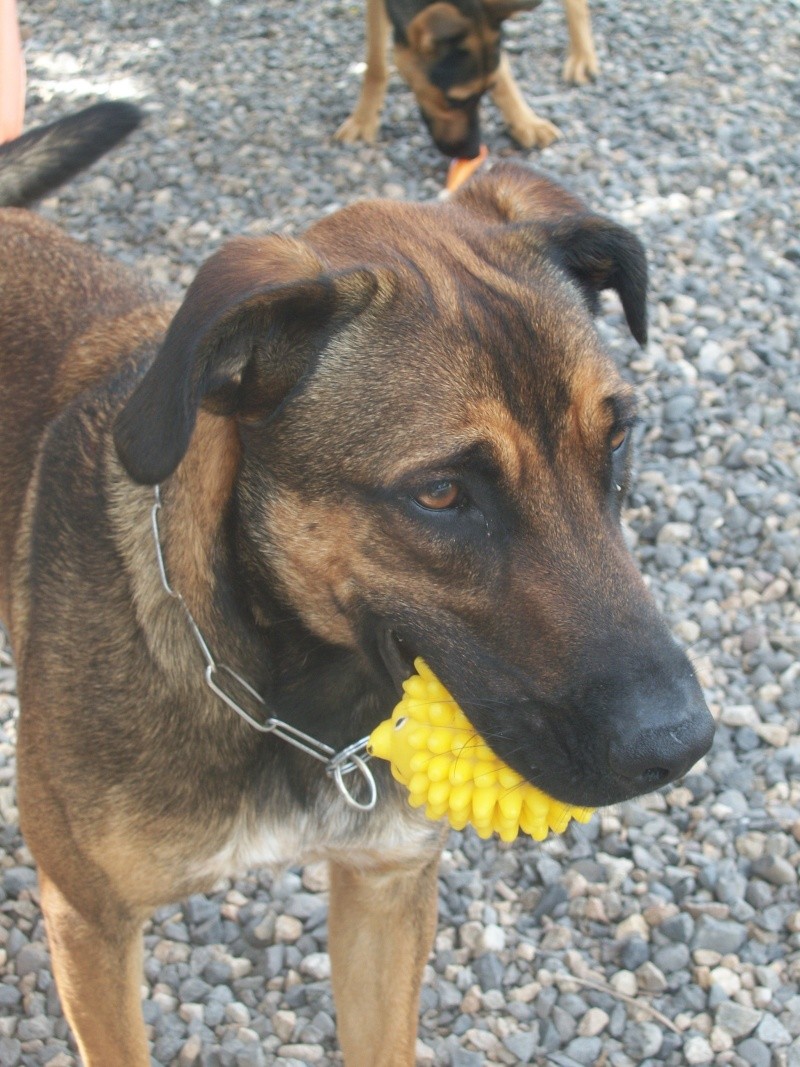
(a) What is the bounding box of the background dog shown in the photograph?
[0,108,712,1065]
[336,0,598,157]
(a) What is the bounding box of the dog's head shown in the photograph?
[115,163,714,809]
[392,0,541,157]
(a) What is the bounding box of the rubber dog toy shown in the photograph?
[445,144,489,192]
[368,658,595,842]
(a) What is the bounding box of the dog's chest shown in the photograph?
[188,791,440,885]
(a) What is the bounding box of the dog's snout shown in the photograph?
[424,109,482,159]
[529,631,717,807]
[598,643,715,793]
[607,706,715,791]
[436,128,482,160]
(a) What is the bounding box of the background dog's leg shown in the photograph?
[328,855,440,1066]
[335,0,390,143]
[562,0,599,84]
[39,871,150,1067]
[491,53,561,148]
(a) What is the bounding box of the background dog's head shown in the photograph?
[115,163,714,809]
[391,0,541,157]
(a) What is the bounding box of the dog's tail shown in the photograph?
[0,100,141,209]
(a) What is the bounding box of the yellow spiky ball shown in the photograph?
[368,659,595,842]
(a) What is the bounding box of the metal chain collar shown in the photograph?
[150,485,377,811]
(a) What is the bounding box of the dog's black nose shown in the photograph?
[426,109,482,160]
[575,632,716,802]
[437,130,482,160]
[603,646,715,795]
[608,708,715,791]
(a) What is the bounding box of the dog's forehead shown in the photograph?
[296,199,629,469]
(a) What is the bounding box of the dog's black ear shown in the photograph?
[455,163,648,344]
[543,216,648,346]
[114,236,381,485]
[483,0,543,29]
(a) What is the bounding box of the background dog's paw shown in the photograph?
[563,47,599,85]
[510,115,562,149]
[334,113,379,144]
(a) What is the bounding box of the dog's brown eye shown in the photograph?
[610,428,628,452]
[414,480,461,510]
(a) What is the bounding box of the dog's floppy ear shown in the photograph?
[482,0,543,29]
[114,235,380,485]
[457,162,648,345]
[542,216,648,346]
[408,3,472,54]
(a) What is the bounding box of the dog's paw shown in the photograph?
[563,47,599,85]
[334,113,379,144]
[510,114,562,149]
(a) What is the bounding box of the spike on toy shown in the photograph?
[368,659,595,842]
[445,144,489,192]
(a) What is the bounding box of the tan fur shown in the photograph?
[55,303,176,407]
[329,856,441,1067]
[163,411,243,622]
[569,359,636,447]
[563,0,598,84]
[491,52,560,148]
[262,491,364,646]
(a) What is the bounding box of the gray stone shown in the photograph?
[0,984,22,1009]
[635,961,668,993]
[502,1030,538,1063]
[623,1021,663,1059]
[564,1036,602,1064]
[0,1038,21,1066]
[660,913,694,943]
[653,942,690,973]
[746,879,775,910]
[618,937,649,970]
[751,855,797,886]
[235,1045,266,1067]
[755,1013,792,1045]
[552,1004,578,1043]
[715,1001,762,1038]
[736,1037,773,1067]
[184,895,220,925]
[536,856,564,886]
[308,1012,336,1041]
[472,953,505,992]
[3,867,37,896]
[452,1051,483,1067]
[691,916,748,954]
[16,1017,54,1041]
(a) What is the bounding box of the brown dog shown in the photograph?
[336,0,599,157]
[0,107,713,1066]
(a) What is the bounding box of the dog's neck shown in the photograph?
[235,536,395,756]
[156,412,393,755]
[159,410,242,625]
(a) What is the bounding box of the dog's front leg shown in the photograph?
[38,869,151,1067]
[562,0,598,84]
[335,0,390,143]
[491,54,561,148]
[328,854,440,1066]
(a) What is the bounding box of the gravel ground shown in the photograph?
[2,1,799,1064]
